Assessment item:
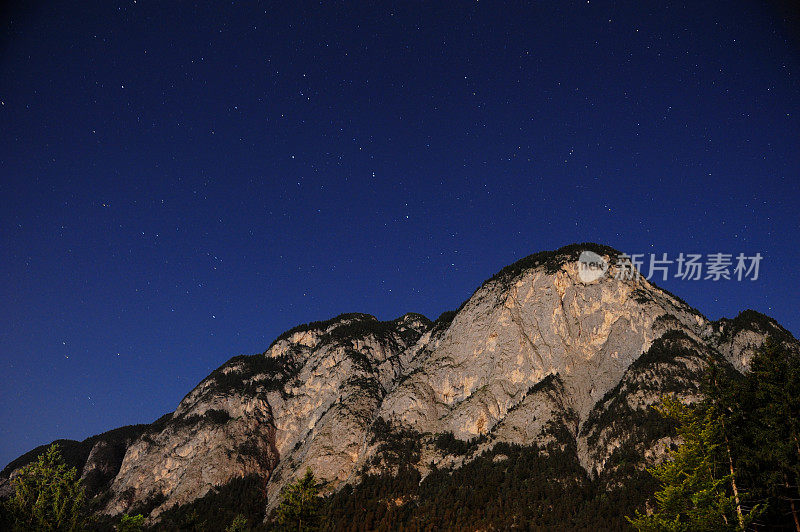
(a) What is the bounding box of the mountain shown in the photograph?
[2,243,797,529]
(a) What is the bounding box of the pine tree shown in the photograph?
[627,396,743,531]
[733,340,800,530]
[118,513,145,531]
[703,364,749,530]
[226,513,249,532]
[275,468,321,531]
[5,443,87,531]
[641,340,800,531]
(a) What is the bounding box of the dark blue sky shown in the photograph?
[1,1,798,468]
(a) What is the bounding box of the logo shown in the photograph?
[578,251,608,283]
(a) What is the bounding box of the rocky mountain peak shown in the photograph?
[377,245,707,453]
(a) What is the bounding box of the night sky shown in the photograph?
[1,1,798,468]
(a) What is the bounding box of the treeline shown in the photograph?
[321,443,639,530]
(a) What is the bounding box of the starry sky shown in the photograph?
[1,1,798,468]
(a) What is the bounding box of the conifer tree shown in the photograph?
[275,468,321,531]
[5,444,87,531]
[226,513,249,532]
[118,513,145,532]
[627,396,744,531]
[733,340,800,531]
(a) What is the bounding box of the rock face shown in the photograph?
[97,312,431,518]
[376,252,702,452]
[2,243,797,524]
[103,394,278,517]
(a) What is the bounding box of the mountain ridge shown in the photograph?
[2,243,797,529]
